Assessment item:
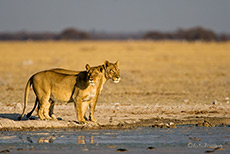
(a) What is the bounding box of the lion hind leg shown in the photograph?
[38,106,45,120]
[38,97,52,120]
[43,102,52,120]
[49,100,57,120]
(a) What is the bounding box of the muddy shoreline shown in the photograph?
[1,115,230,131]
[1,102,230,131]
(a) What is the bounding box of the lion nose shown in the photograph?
[116,77,120,82]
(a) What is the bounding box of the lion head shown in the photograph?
[104,60,120,83]
[86,64,104,85]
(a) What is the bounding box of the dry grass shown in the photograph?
[0,40,230,107]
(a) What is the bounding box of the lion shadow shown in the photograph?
[0,113,39,121]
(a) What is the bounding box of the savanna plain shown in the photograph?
[0,41,230,130]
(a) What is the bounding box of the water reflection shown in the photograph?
[77,136,85,144]
[17,135,94,144]
[76,136,94,144]
[1,127,229,154]
[90,136,94,144]
[38,136,56,143]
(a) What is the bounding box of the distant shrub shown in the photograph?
[144,31,166,40]
[176,27,216,41]
[0,32,58,41]
[59,28,90,40]
[144,26,230,42]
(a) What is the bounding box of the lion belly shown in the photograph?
[50,90,73,102]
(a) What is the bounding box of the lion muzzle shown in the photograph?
[113,77,120,83]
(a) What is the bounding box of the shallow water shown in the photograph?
[0,126,229,154]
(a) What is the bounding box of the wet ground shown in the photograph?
[0,126,229,154]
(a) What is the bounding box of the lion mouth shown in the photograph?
[89,80,95,85]
[113,78,120,83]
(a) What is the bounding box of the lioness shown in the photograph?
[25,68,81,120]
[18,64,104,123]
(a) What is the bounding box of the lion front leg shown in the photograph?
[82,101,91,121]
[89,96,98,122]
[74,97,86,124]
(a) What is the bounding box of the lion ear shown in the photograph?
[99,66,104,72]
[85,64,91,71]
[115,61,119,66]
[104,60,109,68]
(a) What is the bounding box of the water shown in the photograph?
[0,126,229,154]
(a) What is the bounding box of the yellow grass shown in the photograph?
[0,41,230,106]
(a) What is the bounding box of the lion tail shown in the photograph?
[26,97,38,119]
[18,77,32,120]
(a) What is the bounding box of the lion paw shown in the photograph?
[89,116,97,122]
[50,114,57,120]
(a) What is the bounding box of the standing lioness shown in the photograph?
[18,64,104,123]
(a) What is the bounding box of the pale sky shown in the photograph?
[0,0,230,33]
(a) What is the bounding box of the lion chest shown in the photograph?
[82,87,97,102]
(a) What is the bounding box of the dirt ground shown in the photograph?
[0,41,230,130]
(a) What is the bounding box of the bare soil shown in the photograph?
[0,41,230,130]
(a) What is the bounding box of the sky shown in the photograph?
[0,0,230,33]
